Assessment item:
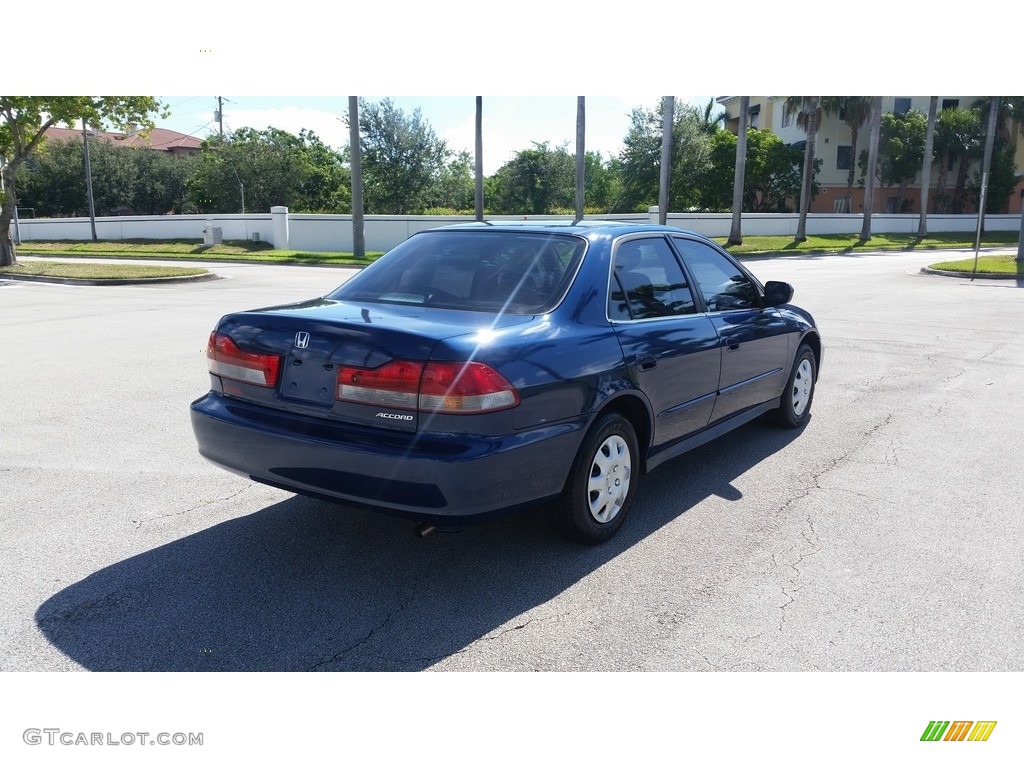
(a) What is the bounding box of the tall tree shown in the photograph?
[575,97,586,222]
[918,97,938,236]
[187,127,347,214]
[785,96,821,241]
[860,97,882,241]
[0,96,163,265]
[703,129,805,212]
[490,142,574,214]
[355,97,450,214]
[615,99,713,213]
[727,96,750,245]
[874,110,927,213]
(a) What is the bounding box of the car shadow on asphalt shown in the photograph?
[35,419,806,672]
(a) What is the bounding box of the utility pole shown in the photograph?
[217,96,224,137]
[82,118,98,241]
[349,97,365,260]
[658,96,674,225]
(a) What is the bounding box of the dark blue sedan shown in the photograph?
[190,222,821,544]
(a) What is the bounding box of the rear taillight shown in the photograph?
[419,362,519,413]
[207,332,281,388]
[336,360,519,414]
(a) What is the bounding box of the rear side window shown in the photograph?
[609,237,697,320]
[329,231,585,314]
[672,237,760,311]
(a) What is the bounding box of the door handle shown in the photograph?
[635,354,658,371]
[723,337,740,351]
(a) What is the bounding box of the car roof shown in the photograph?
[434,220,704,240]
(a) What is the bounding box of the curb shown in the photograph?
[0,271,221,286]
[919,267,1022,280]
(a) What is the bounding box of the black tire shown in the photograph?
[772,343,817,428]
[554,412,639,545]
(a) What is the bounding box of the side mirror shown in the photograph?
[763,281,794,306]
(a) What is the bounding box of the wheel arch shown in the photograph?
[593,392,654,474]
[799,330,822,379]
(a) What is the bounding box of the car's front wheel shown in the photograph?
[555,412,639,545]
[772,343,817,428]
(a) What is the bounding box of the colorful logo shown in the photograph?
[921,721,997,742]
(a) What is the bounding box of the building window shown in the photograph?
[747,103,760,130]
[781,109,791,128]
[942,99,959,111]
[834,196,851,214]
[836,145,853,170]
[894,98,912,117]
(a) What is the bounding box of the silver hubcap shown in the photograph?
[791,358,814,416]
[587,435,632,524]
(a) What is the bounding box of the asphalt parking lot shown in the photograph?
[2,250,1022,672]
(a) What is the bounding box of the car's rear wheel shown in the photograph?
[772,343,816,428]
[555,412,638,545]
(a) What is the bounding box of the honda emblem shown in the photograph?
[294,331,310,349]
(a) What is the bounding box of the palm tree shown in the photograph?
[348,96,365,259]
[918,97,938,236]
[859,97,882,241]
[785,96,821,242]
[474,96,483,221]
[575,96,585,222]
[821,97,871,210]
[932,108,982,212]
[697,98,726,135]
[727,96,749,245]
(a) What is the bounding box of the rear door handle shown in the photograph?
[723,337,740,351]
[635,354,658,371]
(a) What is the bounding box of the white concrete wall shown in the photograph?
[16,211,1018,253]
[19,214,274,245]
[661,212,1019,238]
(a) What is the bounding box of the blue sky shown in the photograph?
[157,95,716,175]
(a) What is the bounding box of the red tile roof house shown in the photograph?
[43,125,203,156]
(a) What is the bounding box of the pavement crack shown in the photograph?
[307,592,417,671]
[130,483,254,530]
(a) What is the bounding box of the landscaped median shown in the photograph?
[923,253,1024,278]
[0,259,215,285]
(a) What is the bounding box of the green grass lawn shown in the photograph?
[714,231,1020,256]
[16,239,381,265]
[0,260,210,280]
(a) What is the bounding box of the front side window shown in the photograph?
[329,230,585,314]
[671,238,760,312]
[609,237,697,320]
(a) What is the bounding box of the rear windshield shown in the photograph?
[328,230,587,314]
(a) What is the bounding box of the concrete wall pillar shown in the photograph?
[271,206,289,250]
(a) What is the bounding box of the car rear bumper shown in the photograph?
[190,393,583,520]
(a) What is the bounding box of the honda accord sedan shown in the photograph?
[190,222,821,544]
